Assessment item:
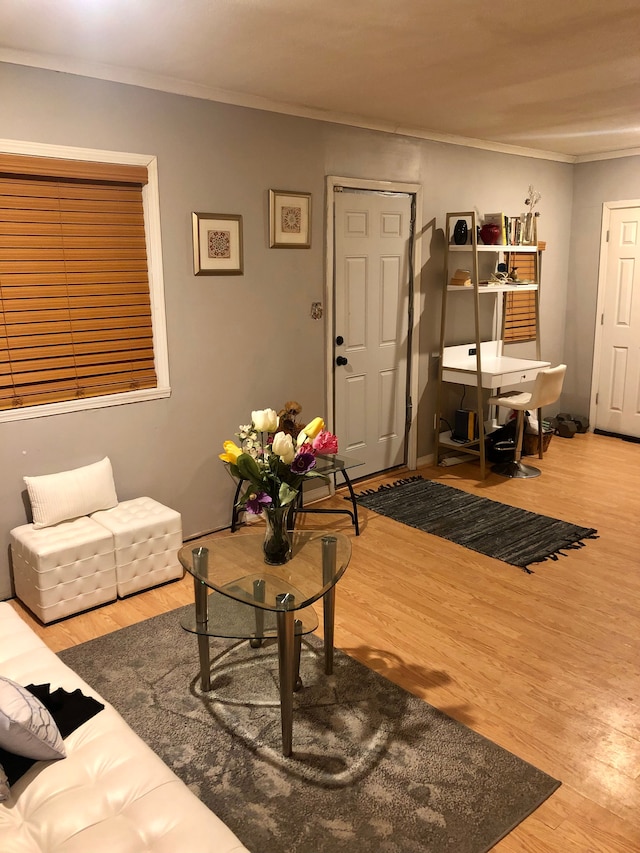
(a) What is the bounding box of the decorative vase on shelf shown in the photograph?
[522,212,538,245]
[452,219,468,245]
[479,222,501,245]
[262,505,292,565]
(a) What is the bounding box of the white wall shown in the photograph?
[0,62,577,599]
[567,155,640,417]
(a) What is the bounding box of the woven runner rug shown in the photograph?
[354,476,598,572]
[59,607,561,853]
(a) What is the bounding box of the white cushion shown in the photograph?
[0,676,66,761]
[24,458,118,529]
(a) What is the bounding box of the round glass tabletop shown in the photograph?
[178,529,351,613]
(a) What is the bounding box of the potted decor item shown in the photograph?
[453,219,468,245]
[522,184,541,245]
[479,222,501,245]
[219,407,338,564]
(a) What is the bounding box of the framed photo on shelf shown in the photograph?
[192,212,243,275]
[269,190,311,248]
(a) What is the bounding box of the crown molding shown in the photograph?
[575,147,640,163]
[6,50,630,165]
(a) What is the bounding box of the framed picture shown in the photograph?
[269,190,311,248]
[192,212,243,275]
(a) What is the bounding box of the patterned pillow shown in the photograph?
[0,763,8,802]
[0,676,66,761]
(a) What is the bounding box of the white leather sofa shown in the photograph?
[0,602,250,853]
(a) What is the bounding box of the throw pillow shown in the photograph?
[0,676,66,761]
[24,457,118,529]
[0,763,8,802]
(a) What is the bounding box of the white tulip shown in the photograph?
[272,431,295,464]
[252,408,279,432]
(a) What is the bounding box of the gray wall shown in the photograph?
[566,155,640,416]
[0,62,584,599]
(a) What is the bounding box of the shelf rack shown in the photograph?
[434,211,543,477]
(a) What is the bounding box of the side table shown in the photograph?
[230,453,363,535]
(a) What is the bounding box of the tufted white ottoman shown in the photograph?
[10,517,117,624]
[91,496,183,597]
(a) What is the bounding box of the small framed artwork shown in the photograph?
[269,190,311,248]
[192,212,243,275]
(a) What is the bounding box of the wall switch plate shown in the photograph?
[311,301,323,319]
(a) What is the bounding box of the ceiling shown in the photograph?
[1,0,640,161]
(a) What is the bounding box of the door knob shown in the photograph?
[336,356,348,366]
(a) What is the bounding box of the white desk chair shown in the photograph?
[488,364,567,479]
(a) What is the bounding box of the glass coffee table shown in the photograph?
[178,530,351,757]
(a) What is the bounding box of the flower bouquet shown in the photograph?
[219,408,338,563]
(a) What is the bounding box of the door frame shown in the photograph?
[589,198,640,430]
[325,175,423,472]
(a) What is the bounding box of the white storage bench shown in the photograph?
[10,458,183,623]
[92,496,183,597]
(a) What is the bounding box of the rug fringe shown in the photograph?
[352,475,424,499]
[523,531,599,571]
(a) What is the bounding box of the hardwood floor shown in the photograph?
[8,431,640,852]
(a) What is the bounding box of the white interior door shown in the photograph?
[594,204,640,438]
[333,188,412,477]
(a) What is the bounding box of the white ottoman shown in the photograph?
[10,517,118,624]
[91,497,183,597]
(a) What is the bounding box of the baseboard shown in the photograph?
[593,428,640,444]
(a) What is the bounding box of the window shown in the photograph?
[0,142,169,421]
[502,251,538,343]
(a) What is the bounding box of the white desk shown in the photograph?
[442,341,550,390]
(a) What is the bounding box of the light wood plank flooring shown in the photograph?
[9,431,640,852]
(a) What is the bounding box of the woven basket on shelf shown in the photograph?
[523,430,553,456]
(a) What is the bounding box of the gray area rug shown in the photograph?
[60,607,560,852]
[354,477,598,572]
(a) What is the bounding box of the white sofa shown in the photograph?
[0,603,250,853]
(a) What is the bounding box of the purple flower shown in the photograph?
[291,452,317,475]
[245,491,273,514]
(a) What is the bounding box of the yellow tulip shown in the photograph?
[219,440,243,464]
[296,416,325,445]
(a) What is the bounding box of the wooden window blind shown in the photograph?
[503,252,538,343]
[0,153,158,411]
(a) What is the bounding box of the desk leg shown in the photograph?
[194,578,211,692]
[276,596,295,757]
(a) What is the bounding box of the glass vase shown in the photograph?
[262,505,292,565]
[522,212,537,245]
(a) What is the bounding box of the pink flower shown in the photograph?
[312,430,338,455]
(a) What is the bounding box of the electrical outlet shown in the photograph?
[468,347,477,356]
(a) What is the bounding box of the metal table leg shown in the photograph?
[230,478,244,531]
[276,592,296,757]
[193,579,211,692]
[250,578,265,648]
[322,536,337,675]
[339,468,360,535]
[294,618,303,692]
[192,547,211,691]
